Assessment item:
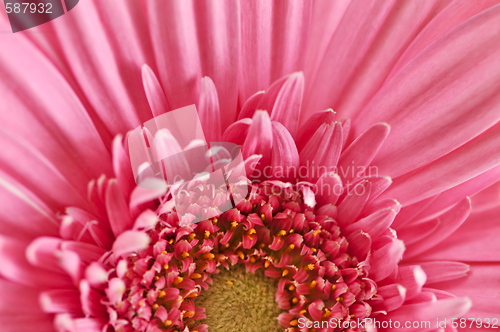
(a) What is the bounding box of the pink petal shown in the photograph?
[0,279,44,314]
[341,118,351,149]
[26,237,63,272]
[296,109,336,152]
[429,263,500,320]
[244,154,263,178]
[61,207,113,249]
[133,210,159,232]
[256,75,290,114]
[403,197,471,260]
[361,197,401,218]
[142,64,171,118]
[388,0,500,79]
[337,123,390,183]
[0,130,90,213]
[298,123,327,178]
[344,207,397,239]
[416,204,500,262]
[380,122,500,206]
[303,0,350,98]
[347,231,371,262]
[58,249,84,286]
[222,118,252,146]
[303,0,447,122]
[0,172,59,241]
[0,234,72,288]
[344,175,392,203]
[237,91,265,120]
[193,0,240,130]
[242,111,273,171]
[85,262,109,289]
[105,179,133,236]
[270,122,299,180]
[395,265,427,301]
[370,237,405,282]
[301,186,316,208]
[321,123,344,173]
[61,241,106,265]
[415,165,500,220]
[112,230,151,259]
[377,284,406,312]
[404,290,437,305]
[424,287,459,301]
[55,313,105,332]
[300,122,343,181]
[239,0,311,102]
[150,128,183,162]
[358,5,500,179]
[384,297,472,331]
[336,181,372,227]
[470,178,500,213]
[148,0,201,109]
[112,135,135,201]
[315,172,343,206]
[0,314,54,332]
[129,185,166,213]
[270,72,304,138]
[39,289,82,314]
[392,195,439,229]
[0,25,114,183]
[80,280,106,317]
[419,261,469,285]
[198,76,222,143]
[49,0,154,134]
[397,218,439,247]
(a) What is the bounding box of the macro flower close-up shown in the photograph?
[1,1,500,331]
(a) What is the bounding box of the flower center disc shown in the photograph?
[195,264,283,332]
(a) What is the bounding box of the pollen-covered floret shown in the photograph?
[101,181,380,332]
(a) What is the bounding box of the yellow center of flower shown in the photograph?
[195,264,283,332]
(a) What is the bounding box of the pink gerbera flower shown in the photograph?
[1,1,500,332]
